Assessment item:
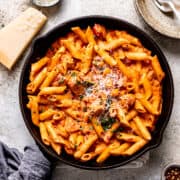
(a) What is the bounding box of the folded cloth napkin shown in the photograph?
[0,141,51,180]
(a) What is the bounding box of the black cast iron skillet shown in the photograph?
[19,16,174,170]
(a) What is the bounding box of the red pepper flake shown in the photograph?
[165,166,180,180]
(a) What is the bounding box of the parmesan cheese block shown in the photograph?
[0,7,47,69]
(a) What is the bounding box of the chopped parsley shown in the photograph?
[106,96,112,105]
[111,127,124,133]
[82,81,94,88]
[79,94,84,100]
[74,144,78,149]
[105,96,112,110]
[100,117,116,130]
[76,80,82,85]
[71,72,76,77]
[75,80,94,88]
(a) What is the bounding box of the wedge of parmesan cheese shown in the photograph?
[0,7,47,69]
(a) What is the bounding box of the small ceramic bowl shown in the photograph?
[161,162,180,180]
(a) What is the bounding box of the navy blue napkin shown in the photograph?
[0,141,51,180]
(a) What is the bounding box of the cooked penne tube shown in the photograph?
[138,98,159,115]
[40,67,59,88]
[76,135,84,148]
[39,109,56,121]
[86,26,96,45]
[94,143,107,155]
[133,116,151,140]
[57,134,71,149]
[134,100,146,113]
[72,26,87,43]
[27,67,47,94]
[130,121,143,137]
[28,95,39,126]
[125,52,151,61]
[62,40,83,60]
[116,132,142,142]
[125,110,137,122]
[39,86,66,95]
[117,109,130,127]
[123,139,147,156]
[50,141,62,155]
[48,92,72,102]
[30,57,49,81]
[104,38,129,51]
[115,58,132,78]
[151,55,165,81]
[39,122,50,146]
[48,46,65,71]
[52,111,65,121]
[152,95,162,114]
[55,124,69,138]
[140,74,152,100]
[96,141,120,163]
[94,46,117,66]
[110,143,131,156]
[55,99,73,108]
[80,152,96,162]
[45,122,60,143]
[81,43,93,74]
[118,31,142,46]
[74,134,98,159]
[96,147,110,163]
[91,116,105,139]
[69,133,78,148]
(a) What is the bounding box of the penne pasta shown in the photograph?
[123,139,147,156]
[39,122,50,146]
[26,24,164,163]
[74,135,98,159]
[39,86,66,95]
[72,26,88,44]
[133,116,151,140]
[27,67,47,94]
[94,46,117,66]
[30,57,49,81]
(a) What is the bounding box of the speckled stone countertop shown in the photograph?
[0,0,180,179]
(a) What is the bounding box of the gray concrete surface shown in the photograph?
[0,0,180,179]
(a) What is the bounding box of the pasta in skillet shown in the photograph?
[26,24,165,163]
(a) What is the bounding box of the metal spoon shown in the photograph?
[154,0,172,12]
[154,0,180,22]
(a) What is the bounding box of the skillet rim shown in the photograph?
[19,15,174,170]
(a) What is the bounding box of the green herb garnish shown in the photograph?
[71,72,76,77]
[74,144,78,149]
[100,117,116,130]
[82,81,94,88]
[75,80,94,88]
[111,127,124,133]
[79,94,84,100]
[76,80,82,85]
